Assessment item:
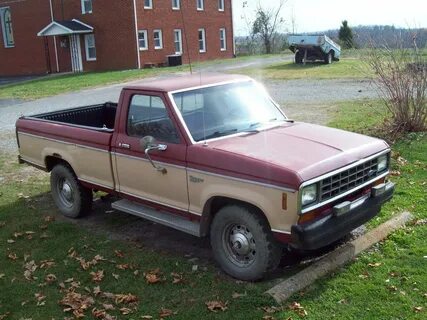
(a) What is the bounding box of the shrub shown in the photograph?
[365,37,427,136]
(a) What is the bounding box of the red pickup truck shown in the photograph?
[16,74,394,280]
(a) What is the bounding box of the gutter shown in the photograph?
[132,0,141,69]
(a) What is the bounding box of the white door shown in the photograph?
[69,34,83,72]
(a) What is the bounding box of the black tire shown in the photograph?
[50,164,92,218]
[324,51,333,64]
[295,51,303,64]
[210,205,282,281]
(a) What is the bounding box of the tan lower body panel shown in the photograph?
[187,169,299,233]
[18,132,114,189]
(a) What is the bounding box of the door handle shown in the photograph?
[118,142,130,149]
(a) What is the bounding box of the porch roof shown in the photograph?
[37,19,93,37]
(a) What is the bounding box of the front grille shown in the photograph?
[320,158,379,201]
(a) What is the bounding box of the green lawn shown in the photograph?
[0,54,281,101]
[233,58,371,80]
[0,100,426,319]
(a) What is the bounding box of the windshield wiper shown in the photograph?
[203,128,238,140]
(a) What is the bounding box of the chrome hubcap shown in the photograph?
[57,178,74,207]
[223,224,256,267]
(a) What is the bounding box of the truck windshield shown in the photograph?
[172,81,286,142]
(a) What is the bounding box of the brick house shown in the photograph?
[0,0,234,76]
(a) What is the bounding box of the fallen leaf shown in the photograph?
[112,273,120,280]
[114,250,124,258]
[262,316,275,320]
[34,292,46,306]
[115,293,138,304]
[7,253,17,260]
[92,308,106,319]
[0,273,5,279]
[289,302,308,317]
[45,274,57,284]
[40,259,55,269]
[93,286,102,296]
[23,260,38,281]
[60,291,95,318]
[171,272,184,284]
[119,307,132,315]
[116,264,130,270]
[159,308,175,318]
[368,262,382,267]
[102,304,115,311]
[262,306,281,314]
[141,316,153,319]
[414,306,423,313]
[206,300,228,312]
[6,239,15,244]
[232,292,247,299]
[0,313,10,320]
[390,170,401,176]
[44,215,55,222]
[90,270,104,283]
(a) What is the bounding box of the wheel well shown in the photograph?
[45,155,71,172]
[199,196,270,237]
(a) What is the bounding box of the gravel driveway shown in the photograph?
[0,56,378,152]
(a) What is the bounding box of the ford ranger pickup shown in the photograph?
[16,74,394,281]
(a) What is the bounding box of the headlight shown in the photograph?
[301,184,318,207]
[377,154,388,172]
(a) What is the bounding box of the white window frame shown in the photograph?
[172,0,180,10]
[0,7,14,48]
[81,0,93,14]
[198,28,206,53]
[218,0,224,11]
[138,30,148,51]
[153,29,163,50]
[84,34,96,61]
[174,29,182,54]
[144,0,153,9]
[197,0,204,11]
[219,28,226,51]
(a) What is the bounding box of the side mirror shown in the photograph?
[140,136,168,174]
[140,135,156,150]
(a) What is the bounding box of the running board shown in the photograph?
[111,199,201,237]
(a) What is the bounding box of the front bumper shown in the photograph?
[291,182,395,250]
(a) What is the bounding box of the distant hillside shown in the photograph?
[322,26,427,48]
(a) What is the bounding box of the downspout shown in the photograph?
[132,0,141,69]
[49,0,60,72]
[230,0,236,57]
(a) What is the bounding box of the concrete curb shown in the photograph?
[266,212,413,303]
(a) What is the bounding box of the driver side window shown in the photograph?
[127,94,180,144]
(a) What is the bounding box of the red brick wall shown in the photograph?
[51,0,138,72]
[0,0,53,76]
[0,0,234,76]
[136,0,234,66]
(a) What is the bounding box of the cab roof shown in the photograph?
[124,73,252,93]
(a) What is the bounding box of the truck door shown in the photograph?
[113,91,189,213]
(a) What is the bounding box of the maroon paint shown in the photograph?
[16,118,112,151]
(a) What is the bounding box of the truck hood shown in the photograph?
[205,122,389,184]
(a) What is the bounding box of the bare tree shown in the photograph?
[252,0,286,54]
[365,34,427,137]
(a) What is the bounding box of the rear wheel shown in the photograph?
[50,164,92,218]
[210,205,281,281]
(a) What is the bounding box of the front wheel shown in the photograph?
[324,52,333,64]
[50,164,92,218]
[210,205,282,281]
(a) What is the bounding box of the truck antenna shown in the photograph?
[180,4,193,74]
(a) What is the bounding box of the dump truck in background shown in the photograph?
[288,35,341,64]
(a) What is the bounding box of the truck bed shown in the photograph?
[28,102,117,130]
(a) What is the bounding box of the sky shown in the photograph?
[232,0,427,36]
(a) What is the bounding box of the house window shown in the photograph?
[81,0,93,14]
[197,0,204,11]
[84,34,96,61]
[0,7,14,48]
[138,30,148,50]
[153,29,163,49]
[198,28,206,53]
[144,0,153,9]
[172,0,180,10]
[218,0,224,11]
[174,29,182,54]
[219,28,226,51]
